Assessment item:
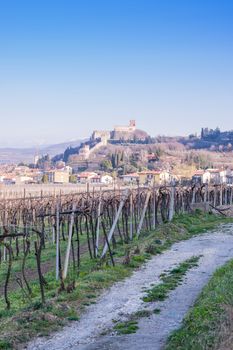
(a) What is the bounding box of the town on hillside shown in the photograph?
[1,121,233,189]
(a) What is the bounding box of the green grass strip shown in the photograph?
[166,259,233,350]
[143,256,201,302]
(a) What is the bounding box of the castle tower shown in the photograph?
[129,120,136,131]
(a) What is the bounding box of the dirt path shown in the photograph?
[27,224,233,350]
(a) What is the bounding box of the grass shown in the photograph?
[0,210,232,348]
[153,308,161,314]
[143,256,201,302]
[166,258,233,350]
[114,320,139,335]
[113,309,152,335]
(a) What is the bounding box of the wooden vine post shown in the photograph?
[63,204,76,280]
[129,186,133,240]
[220,185,223,206]
[152,185,156,230]
[136,190,151,238]
[56,199,60,281]
[95,189,102,256]
[101,189,129,258]
[168,185,175,222]
[214,186,217,207]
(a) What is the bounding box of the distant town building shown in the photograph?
[122,170,171,185]
[192,168,233,185]
[47,170,70,184]
[138,170,171,185]
[122,173,139,184]
[77,172,98,184]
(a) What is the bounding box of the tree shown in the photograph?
[69,174,77,183]
[41,174,49,184]
[37,154,51,170]
[100,160,113,172]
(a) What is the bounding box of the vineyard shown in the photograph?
[0,184,232,312]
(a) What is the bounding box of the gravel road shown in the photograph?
[27,223,233,350]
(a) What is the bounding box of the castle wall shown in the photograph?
[114,126,136,132]
[92,130,111,140]
[114,120,136,133]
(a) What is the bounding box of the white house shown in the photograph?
[219,169,233,184]
[100,174,113,184]
[207,169,221,184]
[192,169,231,185]
[15,175,34,184]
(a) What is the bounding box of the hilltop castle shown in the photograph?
[78,120,148,160]
[92,120,138,142]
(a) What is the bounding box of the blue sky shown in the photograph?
[0,0,233,147]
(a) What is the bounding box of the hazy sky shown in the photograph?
[0,0,233,147]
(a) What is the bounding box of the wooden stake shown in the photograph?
[136,191,151,238]
[56,199,60,281]
[101,189,129,258]
[63,204,76,280]
[129,189,133,240]
[95,189,102,256]
[168,186,175,222]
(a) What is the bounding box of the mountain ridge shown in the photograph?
[0,139,85,164]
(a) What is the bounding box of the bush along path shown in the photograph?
[27,219,233,350]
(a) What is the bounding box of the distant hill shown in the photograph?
[0,139,85,164]
[180,128,233,152]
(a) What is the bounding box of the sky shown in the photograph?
[0,0,233,147]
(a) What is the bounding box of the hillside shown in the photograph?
[0,139,84,164]
[180,128,233,151]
